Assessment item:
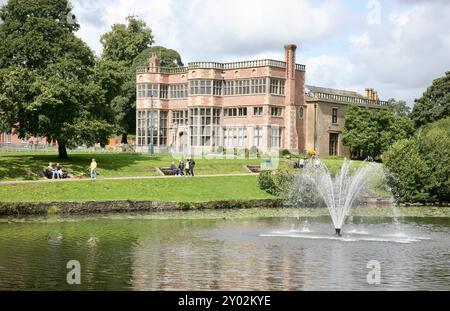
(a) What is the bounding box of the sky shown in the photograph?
[3,0,450,105]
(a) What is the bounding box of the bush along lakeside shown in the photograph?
[258,166,394,207]
[384,117,450,205]
[257,149,449,208]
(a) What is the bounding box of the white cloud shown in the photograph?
[306,55,361,90]
[71,0,351,61]
[306,1,450,104]
[173,0,348,60]
[68,0,450,104]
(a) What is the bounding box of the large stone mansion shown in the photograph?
[135,44,388,156]
[0,44,388,156]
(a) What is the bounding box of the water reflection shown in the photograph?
[0,214,448,290]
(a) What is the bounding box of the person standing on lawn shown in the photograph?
[90,159,97,180]
[178,160,184,176]
[189,158,196,176]
[185,159,190,176]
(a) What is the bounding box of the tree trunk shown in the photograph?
[121,133,128,144]
[58,143,68,159]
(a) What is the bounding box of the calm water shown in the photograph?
[0,210,449,291]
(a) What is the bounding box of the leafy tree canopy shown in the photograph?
[410,71,450,128]
[132,46,184,70]
[342,105,414,159]
[100,15,154,64]
[384,117,450,204]
[98,17,183,143]
[387,98,411,117]
[0,0,114,158]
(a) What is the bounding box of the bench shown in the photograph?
[43,168,69,179]
[159,167,178,176]
[246,165,261,173]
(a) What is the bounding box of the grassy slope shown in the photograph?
[0,152,386,203]
[0,152,363,181]
[0,175,273,203]
[0,152,265,181]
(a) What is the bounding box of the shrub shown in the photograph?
[258,170,295,196]
[283,172,323,207]
[384,139,432,203]
[258,171,278,195]
[280,149,291,157]
[384,117,450,204]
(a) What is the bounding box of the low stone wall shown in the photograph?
[0,199,284,216]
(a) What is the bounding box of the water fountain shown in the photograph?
[286,159,377,236]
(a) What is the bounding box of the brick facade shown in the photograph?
[135,44,388,156]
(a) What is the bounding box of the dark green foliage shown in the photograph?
[100,15,154,63]
[258,170,294,196]
[384,117,450,204]
[411,72,450,128]
[279,149,292,157]
[133,46,184,69]
[98,17,183,143]
[343,105,414,159]
[258,171,278,195]
[384,139,432,203]
[0,0,82,69]
[0,0,114,158]
[387,99,411,117]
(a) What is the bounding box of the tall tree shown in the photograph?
[384,117,450,204]
[133,46,184,69]
[99,16,154,144]
[100,16,154,64]
[0,0,114,158]
[342,105,414,159]
[410,72,450,128]
[387,98,411,117]
[98,17,184,144]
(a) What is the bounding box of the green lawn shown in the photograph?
[0,151,387,203]
[0,152,266,181]
[0,175,273,203]
[0,151,368,181]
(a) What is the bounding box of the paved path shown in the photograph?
[0,173,258,185]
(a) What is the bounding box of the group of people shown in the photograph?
[47,162,64,179]
[47,159,98,180]
[170,158,196,176]
[298,156,321,169]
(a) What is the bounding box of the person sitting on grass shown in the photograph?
[170,161,178,175]
[55,163,63,179]
[90,159,97,180]
[47,162,57,179]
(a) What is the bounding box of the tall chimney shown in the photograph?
[283,44,300,151]
[149,53,160,73]
[284,44,297,80]
[374,91,379,101]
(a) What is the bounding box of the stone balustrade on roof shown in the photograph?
[136,59,306,75]
[305,85,389,106]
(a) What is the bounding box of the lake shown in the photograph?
[0,208,449,290]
